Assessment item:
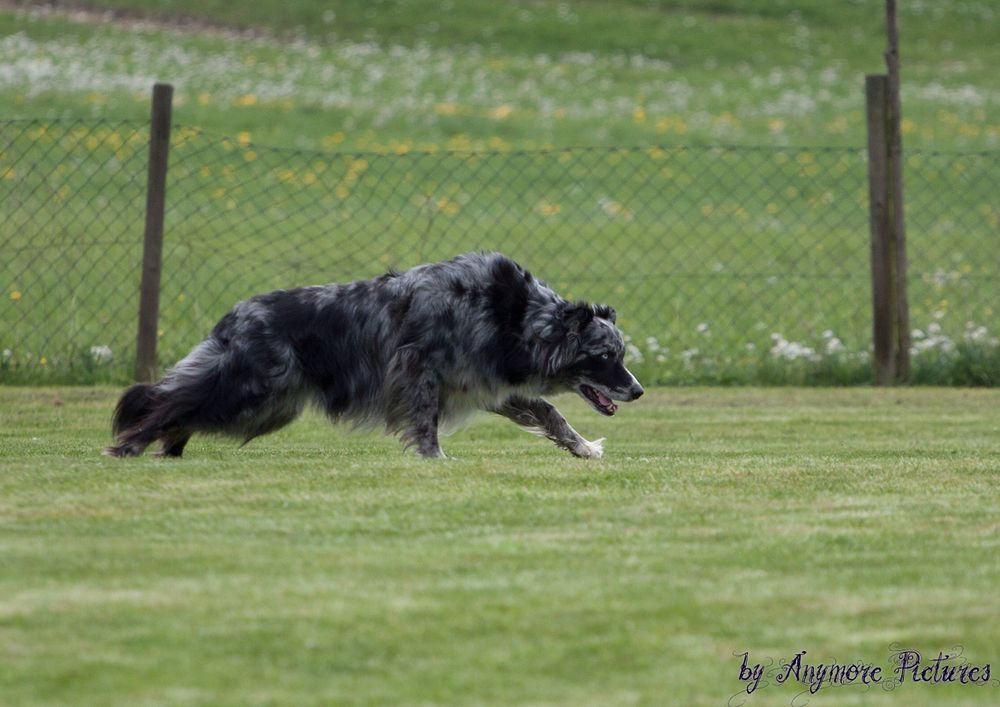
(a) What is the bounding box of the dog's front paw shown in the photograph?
[572,437,605,459]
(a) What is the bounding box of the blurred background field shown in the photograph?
[4,1,998,150]
[1,1,998,384]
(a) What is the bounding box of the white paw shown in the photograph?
[575,437,605,459]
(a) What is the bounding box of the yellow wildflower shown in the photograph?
[537,201,562,217]
[322,132,346,148]
[491,105,513,120]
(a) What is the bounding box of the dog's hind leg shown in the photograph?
[153,429,192,458]
[495,395,604,459]
[104,427,159,458]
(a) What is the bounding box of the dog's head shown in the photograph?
[541,302,644,415]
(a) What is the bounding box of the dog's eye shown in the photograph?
[601,352,610,360]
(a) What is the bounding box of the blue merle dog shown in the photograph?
[106,252,644,459]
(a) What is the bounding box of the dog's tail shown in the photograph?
[104,383,160,457]
[111,383,158,436]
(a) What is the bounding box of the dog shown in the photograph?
[105,252,643,459]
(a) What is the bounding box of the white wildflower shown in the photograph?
[769,334,818,362]
[625,343,643,364]
[696,322,709,334]
[964,324,998,347]
[931,268,957,285]
[645,336,660,352]
[90,345,113,363]
[912,334,956,355]
[825,337,846,355]
[597,196,634,221]
[966,325,988,342]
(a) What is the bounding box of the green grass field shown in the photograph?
[2,386,999,705]
[3,4,999,705]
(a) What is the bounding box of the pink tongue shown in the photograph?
[596,391,613,407]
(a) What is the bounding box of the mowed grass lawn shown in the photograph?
[2,386,999,705]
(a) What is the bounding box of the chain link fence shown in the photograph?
[2,118,998,383]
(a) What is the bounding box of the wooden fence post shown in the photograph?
[135,83,173,382]
[866,74,894,385]
[885,0,910,379]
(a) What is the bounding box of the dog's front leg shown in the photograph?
[495,395,604,459]
[387,348,446,458]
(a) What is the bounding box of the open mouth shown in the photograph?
[579,384,618,416]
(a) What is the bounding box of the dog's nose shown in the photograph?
[631,384,644,400]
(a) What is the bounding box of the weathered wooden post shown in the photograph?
[885,0,910,380]
[865,1,910,385]
[135,83,173,382]
[866,74,893,385]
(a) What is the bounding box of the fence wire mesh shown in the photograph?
[2,119,148,380]
[2,118,998,383]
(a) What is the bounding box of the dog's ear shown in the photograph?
[592,304,616,323]
[533,303,591,376]
[563,302,594,333]
[532,302,595,376]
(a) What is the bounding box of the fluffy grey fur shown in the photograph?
[106,252,643,459]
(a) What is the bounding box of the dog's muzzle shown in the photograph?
[578,382,643,416]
